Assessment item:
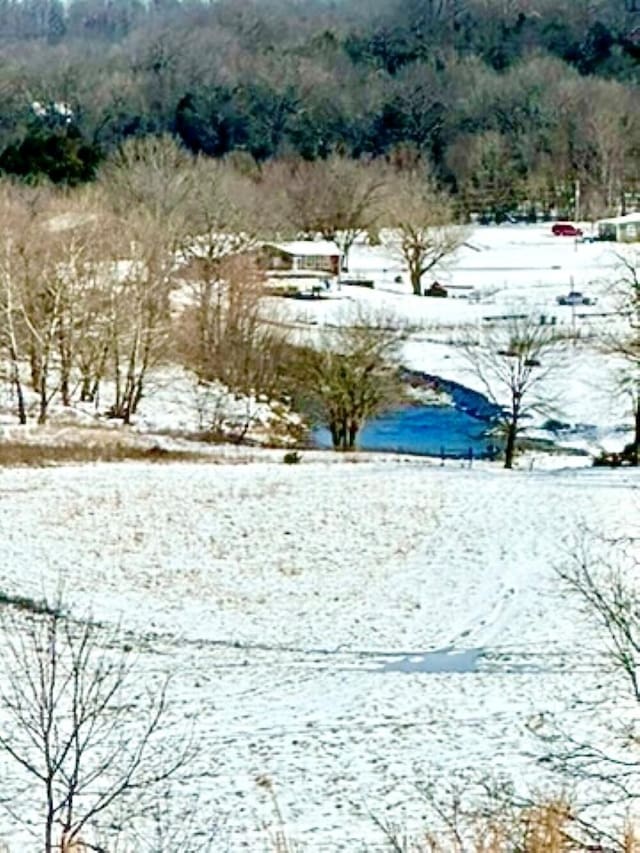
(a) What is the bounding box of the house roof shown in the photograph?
[597,212,640,226]
[264,240,342,257]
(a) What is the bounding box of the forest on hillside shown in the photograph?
[0,0,638,218]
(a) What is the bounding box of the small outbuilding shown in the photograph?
[424,281,448,298]
[596,212,640,243]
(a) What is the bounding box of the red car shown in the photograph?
[552,222,583,237]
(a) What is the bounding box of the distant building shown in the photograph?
[596,212,640,242]
[424,281,448,298]
[259,241,342,278]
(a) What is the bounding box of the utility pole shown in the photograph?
[574,178,581,223]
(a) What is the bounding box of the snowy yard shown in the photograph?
[0,457,637,849]
[0,224,638,849]
[269,224,639,454]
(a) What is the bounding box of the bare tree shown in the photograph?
[177,254,292,441]
[99,134,193,229]
[382,170,468,296]
[102,218,176,424]
[0,184,123,423]
[0,250,27,424]
[0,187,105,423]
[289,311,408,450]
[9,210,69,425]
[34,198,117,415]
[179,156,275,374]
[539,526,640,849]
[98,138,193,423]
[178,255,284,392]
[601,253,640,466]
[580,79,639,217]
[0,185,59,423]
[0,185,31,424]
[267,155,387,270]
[560,535,640,706]
[0,602,192,852]
[447,130,526,222]
[46,199,119,409]
[461,318,564,469]
[70,247,119,407]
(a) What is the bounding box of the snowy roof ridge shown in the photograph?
[597,211,640,225]
[264,240,342,257]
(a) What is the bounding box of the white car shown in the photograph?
[556,291,597,306]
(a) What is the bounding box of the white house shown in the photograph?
[260,241,342,278]
[596,212,640,243]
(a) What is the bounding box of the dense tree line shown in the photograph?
[0,0,637,217]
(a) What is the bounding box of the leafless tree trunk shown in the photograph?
[0,240,27,424]
[581,80,638,217]
[288,310,408,450]
[0,600,192,852]
[108,253,173,425]
[8,232,65,425]
[460,317,565,469]
[264,155,387,270]
[52,217,115,409]
[540,525,640,840]
[0,189,111,424]
[382,170,468,296]
[600,254,640,465]
[99,136,201,424]
[177,255,292,438]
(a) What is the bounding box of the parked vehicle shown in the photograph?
[551,222,583,237]
[556,291,596,306]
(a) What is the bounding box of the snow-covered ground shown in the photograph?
[0,225,638,850]
[270,224,638,455]
[281,224,632,324]
[1,224,634,455]
[0,457,638,849]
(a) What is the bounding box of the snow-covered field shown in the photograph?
[0,457,638,849]
[0,225,638,850]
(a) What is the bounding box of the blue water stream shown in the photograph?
[313,373,503,458]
